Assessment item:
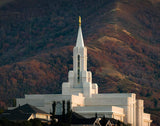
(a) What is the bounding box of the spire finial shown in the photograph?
[76,16,84,47]
[79,16,81,26]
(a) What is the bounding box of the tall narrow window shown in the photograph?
[77,55,80,83]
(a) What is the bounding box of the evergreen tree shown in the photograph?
[62,100,65,122]
[51,101,56,125]
[95,113,97,118]
[66,100,72,124]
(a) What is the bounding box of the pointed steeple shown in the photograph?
[76,16,84,47]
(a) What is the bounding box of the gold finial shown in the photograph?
[79,16,81,26]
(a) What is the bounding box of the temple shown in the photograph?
[13,17,152,126]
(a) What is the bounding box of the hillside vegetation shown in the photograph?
[0,0,159,125]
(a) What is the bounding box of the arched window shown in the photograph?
[77,55,80,83]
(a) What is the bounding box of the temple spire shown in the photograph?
[76,16,84,47]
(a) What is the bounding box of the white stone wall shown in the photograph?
[16,94,71,113]
[69,71,74,87]
[73,106,124,121]
[85,94,130,106]
[71,94,85,107]
[127,94,136,126]
[143,113,152,126]
[62,82,71,95]
[84,93,136,125]
[136,100,144,126]
[73,47,87,72]
[83,82,92,97]
[92,83,98,94]
[15,90,152,126]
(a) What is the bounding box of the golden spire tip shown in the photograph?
[79,16,81,26]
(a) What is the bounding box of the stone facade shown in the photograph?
[14,18,152,126]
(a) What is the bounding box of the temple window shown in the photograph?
[77,55,80,83]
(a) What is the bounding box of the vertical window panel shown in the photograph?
[77,55,80,83]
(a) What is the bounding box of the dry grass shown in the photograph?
[122,29,131,36]
[98,36,124,44]
[97,61,125,80]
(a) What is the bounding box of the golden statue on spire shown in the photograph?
[79,16,81,26]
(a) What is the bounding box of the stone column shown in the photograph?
[136,100,144,126]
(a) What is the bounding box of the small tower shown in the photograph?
[62,16,98,97]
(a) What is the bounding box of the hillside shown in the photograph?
[0,0,159,125]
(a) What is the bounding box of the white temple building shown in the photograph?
[14,17,152,126]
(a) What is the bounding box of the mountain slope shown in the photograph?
[0,0,159,125]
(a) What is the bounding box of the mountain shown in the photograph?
[0,0,159,125]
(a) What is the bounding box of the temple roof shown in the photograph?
[0,104,48,121]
